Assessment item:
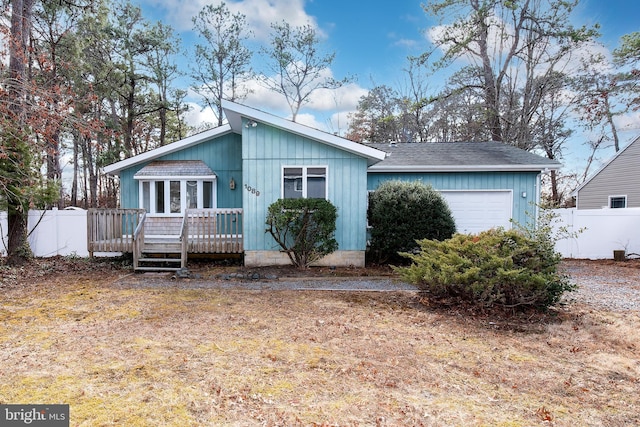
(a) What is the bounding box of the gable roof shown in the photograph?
[103,101,388,175]
[573,135,640,195]
[103,125,234,175]
[222,100,386,166]
[366,142,561,172]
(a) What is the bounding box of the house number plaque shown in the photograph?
[244,184,260,197]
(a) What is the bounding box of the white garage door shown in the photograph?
[440,191,513,234]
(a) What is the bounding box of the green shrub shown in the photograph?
[265,198,338,269]
[367,180,456,263]
[396,226,575,311]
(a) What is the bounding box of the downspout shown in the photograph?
[535,171,542,229]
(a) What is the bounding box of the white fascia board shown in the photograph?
[134,175,217,180]
[103,125,234,175]
[367,164,562,173]
[222,100,386,166]
[573,135,640,196]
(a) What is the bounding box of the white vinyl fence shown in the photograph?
[551,207,640,259]
[2,207,639,260]
[0,208,96,257]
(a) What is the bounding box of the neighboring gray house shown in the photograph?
[574,136,640,209]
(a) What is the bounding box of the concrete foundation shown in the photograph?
[244,250,365,268]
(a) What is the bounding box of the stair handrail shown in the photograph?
[180,211,189,268]
[132,211,147,270]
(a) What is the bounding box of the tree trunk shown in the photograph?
[6,0,35,265]
[71,133,79,206]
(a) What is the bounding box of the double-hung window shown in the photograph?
[609,195,627,209]
[282,166,327,199]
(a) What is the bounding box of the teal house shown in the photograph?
[96,100,560,270]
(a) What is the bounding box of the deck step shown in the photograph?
[138,257,182,263]
[135,266,182,272]
[142,246,182,253]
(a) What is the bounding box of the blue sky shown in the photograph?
[136,0,640,176]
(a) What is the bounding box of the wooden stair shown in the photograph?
[135,236,184,272]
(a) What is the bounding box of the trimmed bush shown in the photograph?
[396,227,575,311]
[367,180,456,263]
[265,198,338,269]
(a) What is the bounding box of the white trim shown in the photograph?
[222,100,386,166]
[608,195,627,209]
[281,165,329,199]
[368,164,560,172]
[134,175,215,180]
[138,177,218,215]
[573,135,640,196]
[103,125,234,175]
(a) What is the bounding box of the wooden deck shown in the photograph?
[87,208,243,271]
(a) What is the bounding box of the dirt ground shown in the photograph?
[0,257,639,426]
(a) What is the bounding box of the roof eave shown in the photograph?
[573,135,640,195]
[222,100,386,166]
[103,125,234,175]
[367,164,562,173]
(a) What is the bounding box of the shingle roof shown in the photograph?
[365,142,561,172]
[134,160,216,178]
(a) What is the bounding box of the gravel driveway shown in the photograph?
[118,260,640,312]
[561,260,640,312]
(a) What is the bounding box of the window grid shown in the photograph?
[139,179,216,215]
[609,195,627,209]
[282,166,328,199]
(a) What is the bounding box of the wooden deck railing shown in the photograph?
[180,214,188,268]
[87,208,243,257]
[132,212,146,269]
[186,208,243,253]
[87,208,145,256]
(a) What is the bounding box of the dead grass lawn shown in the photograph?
[0,258,638,426]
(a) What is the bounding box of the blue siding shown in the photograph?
[367,171,540,227]
[242,120,369,252]
[118,133,243,209]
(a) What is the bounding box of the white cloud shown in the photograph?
[141,0,319,40]
[237,74,367,131]
[294,112,325,130]
[614,111,640,132]
[183,102,217,130]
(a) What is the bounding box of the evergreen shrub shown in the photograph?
[396,226,575,311]
[265,198,338,269]
[367,180,456,263]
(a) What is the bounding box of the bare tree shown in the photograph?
[261,21,351,122]
[613,31,640,111]
[398,58,433,142]
[345,85,401,143]
[191,2,252,127]
[423,0,598,146]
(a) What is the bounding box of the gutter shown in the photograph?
[367,164,561,173]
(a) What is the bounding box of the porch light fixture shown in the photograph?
[229,177,236,190]
[245,119,258,128]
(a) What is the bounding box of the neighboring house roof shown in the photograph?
[366,142,561,172]
[221,100,387,166]
[572,135,640,196]
[104,125,234,175]
[133,160,216,179]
